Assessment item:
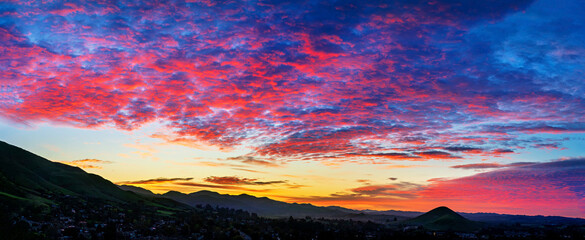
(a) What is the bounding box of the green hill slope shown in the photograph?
[0,141,143,204]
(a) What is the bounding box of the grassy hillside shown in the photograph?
[0,140,193,214]
[0,141,143,203]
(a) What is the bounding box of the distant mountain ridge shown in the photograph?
[161,189,362,218]
[461,212,585,226]
[119,184,156,196]
[122,184,585,226]
[120,186,414,221]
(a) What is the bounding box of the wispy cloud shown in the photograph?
[231,168,268,173]
[174,182,272,193]
[204,176,286,185]
[350,182,422,199]
[57,159,113,169]
[117,175,300,194]
[116,177,194,185]
[284,181,422,204]
[223,156,282,167]
[450,162,537,170]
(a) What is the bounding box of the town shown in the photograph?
[3,193,584,240]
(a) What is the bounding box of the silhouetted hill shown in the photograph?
[119,184,156,196]
[160,189,361,218]
[0,141,188,211]
[0,141,144,203]
[122,186,413,221]
[405,206,482,232]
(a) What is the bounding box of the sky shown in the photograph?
[0,0,584,218]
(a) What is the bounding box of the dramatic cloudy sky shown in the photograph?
[1,0,584,217]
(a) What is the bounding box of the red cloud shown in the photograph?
[0,0,580,165]
[204,176,286,185]
[204,176,257,185]
[117,177,194,185]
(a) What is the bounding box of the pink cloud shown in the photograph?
[0,0,582,167]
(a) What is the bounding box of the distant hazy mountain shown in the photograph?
[363,209,423,218]
[461,212,585,226]
[119,184,156,196]
[119,185,412,221]
[162,189,361,218]
[404,206,482,232]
